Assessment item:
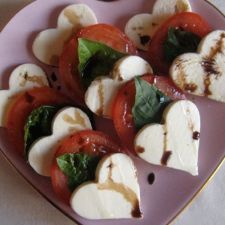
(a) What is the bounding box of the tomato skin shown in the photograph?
[5,87,71,155]
[59,24,137,105]
[51,130,124,204]
[112,74,186,153]
[59,38,85,106]
[77,24,137,54]
[148,12,212,74]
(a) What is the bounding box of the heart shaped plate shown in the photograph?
[0,0,225,225]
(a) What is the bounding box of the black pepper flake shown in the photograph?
[147,173,155,185]
[57,86,61,90]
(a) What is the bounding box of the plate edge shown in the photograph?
[168,2,225,223]
[0,0,224,225]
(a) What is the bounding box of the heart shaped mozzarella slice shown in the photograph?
[32,4,97,66]
[85,77,122,118]
[134,100,200,175]
[153,0,191,21]
[0,64,48,126]
[70,153,141,219]
[112,55,153,81]
[125,14,156,51]
[28,107,92,176]
[85,56,152,118]
[125,0,191,50]
[170,30,225,102]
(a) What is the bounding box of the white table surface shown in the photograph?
[0,1,224,225]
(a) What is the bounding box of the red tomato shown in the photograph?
[148,12,212,74]
[59,38,85,106]
[5,87,71,155]
[112,74,186,153]
[77,24,137,54]
[59,24,137,105]
[51,130,124,204]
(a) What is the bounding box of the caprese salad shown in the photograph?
[1,0,225,221]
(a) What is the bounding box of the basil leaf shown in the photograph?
[24,105,58,156]
[163,27,201,62]
[78,38,126,86]
[57,153,100,192]
[132,77,171,129]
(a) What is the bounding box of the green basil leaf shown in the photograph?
[132,77,171,129]
[78,38,126,86]
[163,27,201,62]
[24,105,58,156]
[57,153,100,192]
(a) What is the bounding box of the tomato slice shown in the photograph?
[59,24,137,105]
[5,87,71,155]
[77,24,137,54]
[148,12,212,74]
[112,74,186,153]
[59,38,85,106]
[51,130,124,204]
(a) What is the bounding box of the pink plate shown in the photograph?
[0,0,225,225]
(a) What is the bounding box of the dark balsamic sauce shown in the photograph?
[207,33,225,59]
[193,131,200,140]
[147,173,155,185]
[204,76,212,96]
[140,35,151,46]
[184,83,197,92]
[161,151,172,166]
[131,201,142,218]
[201,59,220,76]
[51,72,57,82]
[96,81,104,116]
[135,146,145,153]
[201,58,220,96]
[201,33,225,96]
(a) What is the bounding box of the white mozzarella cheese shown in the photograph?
[134,100,200,176]
[125,0,191,51]
[85,56,152,118]
[28,107,92,176]
[32,29,72,66]
[0,64,48,126]
[70,153,141,219]
[85,77,122,118]
[112,55,153,81]
[57,4,97,30]
[32,4,97,66]
[153,0,191,21]
[170,30,225,103]
[125,14,156,51]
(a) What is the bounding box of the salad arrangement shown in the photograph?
[0,0,225,221]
